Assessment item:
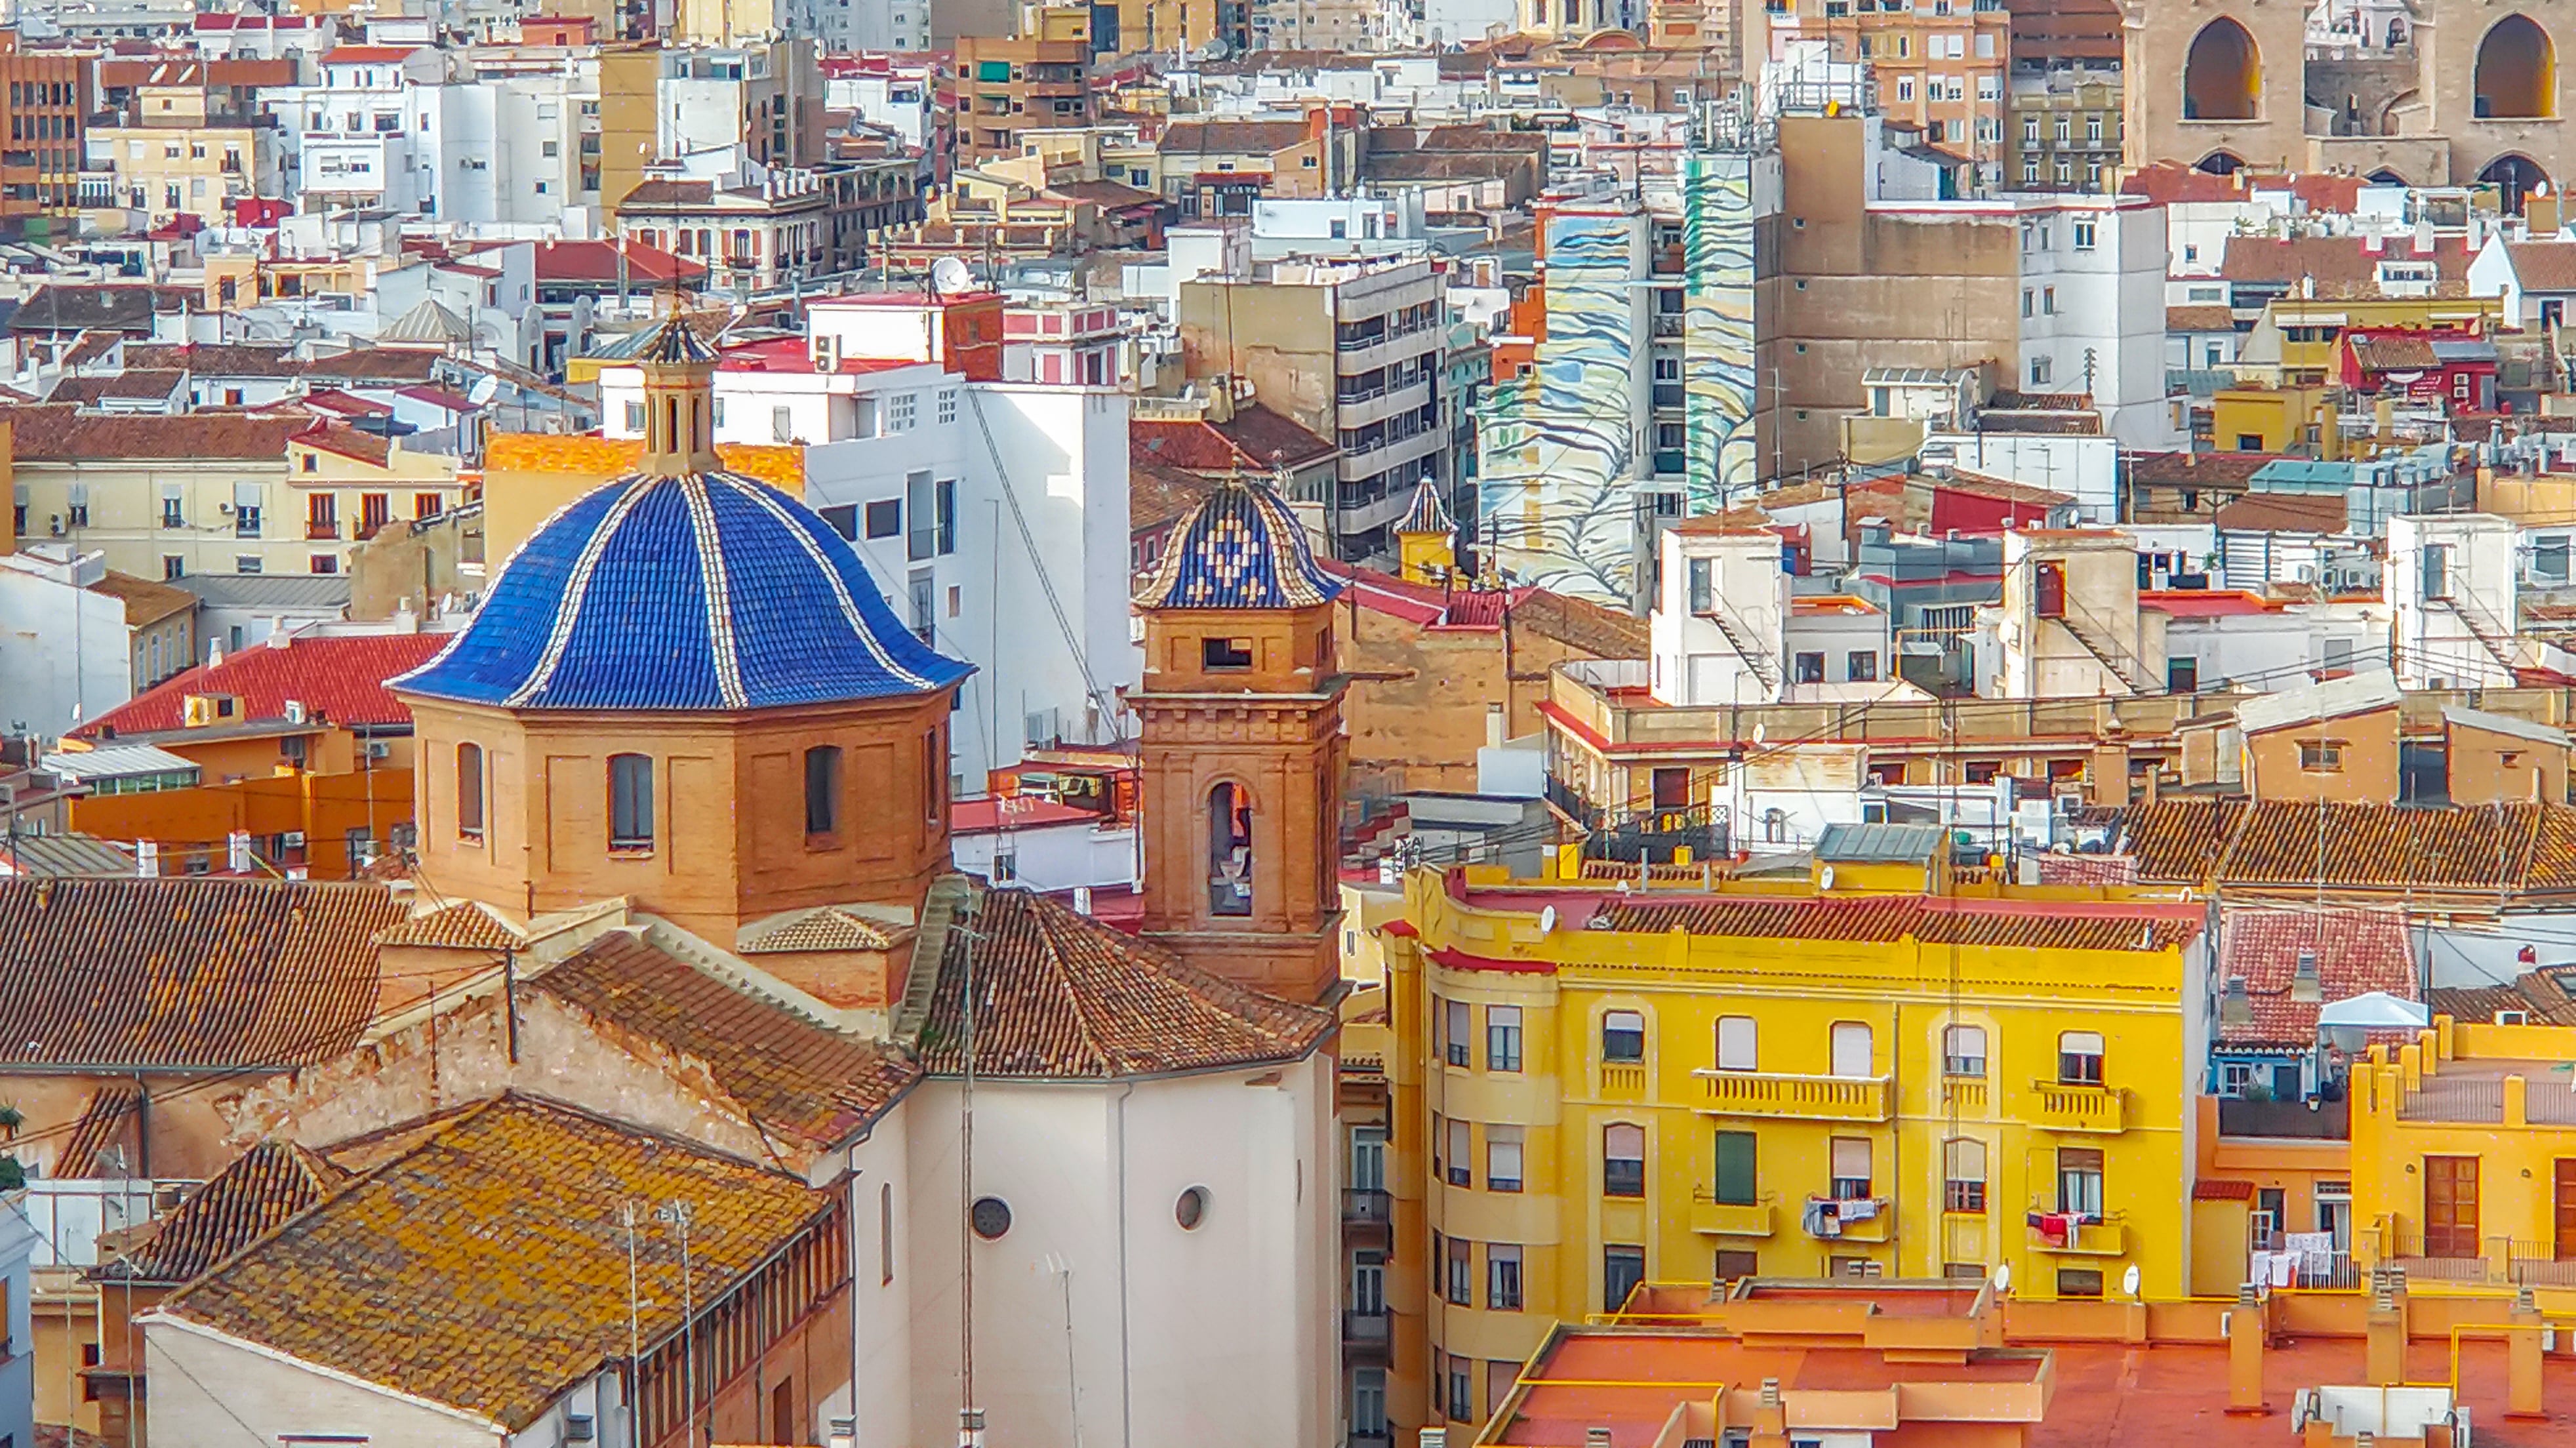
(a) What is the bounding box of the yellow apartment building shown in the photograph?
[2238,296,2506,389]
[2349,1015,2576,1283]
[1376,849,2212,1429]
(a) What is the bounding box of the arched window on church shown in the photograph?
[608,753,654,851]
[1209,781,1254,916]
[456,742,484,842]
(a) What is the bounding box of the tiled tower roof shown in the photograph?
[1132,477,1341,611]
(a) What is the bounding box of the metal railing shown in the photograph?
[1586,802,1728,865]
[1341,1309,1392,1345]
[1342,1188,1391,1226]
[2217,1096,2350,1138]
[2399,1078,2505,1123]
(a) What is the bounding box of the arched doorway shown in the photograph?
[2482,153,2550,214]
[2196,150,2248,176]
[2475,15,2556,118]
[2183,19,2262,120]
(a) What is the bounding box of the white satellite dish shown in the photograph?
[2122,1264,2142,1298]
[1539,905,1558,935]
[1819,866,1836,891]
[1992,1263,2011,1295]
[930,256,975,294]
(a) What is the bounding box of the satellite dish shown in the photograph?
[1197,37,1229,59]
[1992,1264,2011,1295]
[1819,865,1836,891]
[2539,181,2553,199]
[2122,1264,2142,1298]
[1539,905,1558,934]
[930,256,974,294]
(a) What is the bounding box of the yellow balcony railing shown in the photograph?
[1689,1194,1775,1237]
[2027,1081,2127,1133]
[1942,1077,1990,1115]
[1693,1070,1893,1123]
[1600,1061,1648,1098]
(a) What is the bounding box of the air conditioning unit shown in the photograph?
[47,513,62,536]
[2498,1009,2529,1024]
[282,832,306,848]
[218,501,234,515]
[366,740,392,760]
[566,1415,595,1443]
[283,699,307,724]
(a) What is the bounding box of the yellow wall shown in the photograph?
[2350,1019,2576,1268]
[1382,867,2205,1429]
[2211,386,2324,454]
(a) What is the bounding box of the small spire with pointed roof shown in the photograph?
[1133,474,1341,612]
[1394,475,1457,585]
[635,305,719,477]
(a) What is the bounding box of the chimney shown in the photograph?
[1585,1431,1613,1448]
[2365,1268,2408,1386]
[2226,1282,2268,1416]
[2512,1287,2547,1418]
[2293,946,2322,1003]
[2223,975,2253,1026]
[1486,702,1506,750]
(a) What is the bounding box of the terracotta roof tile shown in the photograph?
[1596,895,2200,952]
[0,877,399,1070]
[1157,118,1310,155]
[2505,241,2576,294]
[736,905,896,953]
[2219,235,2473,297]
[2429,967,2576,1026]
[79,633,447,741]
[87,570,197,628]
[2122,800,2576,895]
[2214,492,2348,534]
[536,933,917,1146]
[2127,452,2278,490]
[2118,798,2249,883]
[94,1141,345,1285]
[7,405,312,462]
[379,900,525,951]
[920,887,1334,1079]
[1131,403,1336,473]
[2167,305,2238,332]
[2217,906,2416,1046]
[292,422,392,467]
[56,1082,142,1178]
[2192,1178,2256,1200]
[159,1095,830,1431]
[482,433,804,489]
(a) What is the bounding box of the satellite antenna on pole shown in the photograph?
[931,256,975,295]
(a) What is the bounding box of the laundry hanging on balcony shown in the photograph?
[1803,1196,1882,1239]
[2025,1210,2101,1247]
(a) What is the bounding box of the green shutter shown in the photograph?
[976,60,1013,83]
[1714,1131,1758,1205]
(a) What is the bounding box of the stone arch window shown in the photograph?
[2481,153,2552,215]
[2475,16,2555,119]
[455,742,485,842]
[1209,780,1254,916]
[2182,19,2261,121]
[2194,150,2248,176]
[2386,16,2405,47]
[608,752,654,851]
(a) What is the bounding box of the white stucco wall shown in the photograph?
[900,1055,1337,1448]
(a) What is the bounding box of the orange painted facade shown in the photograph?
[68,767,412,878]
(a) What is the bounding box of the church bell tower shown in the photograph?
[1127,478,1347,1004]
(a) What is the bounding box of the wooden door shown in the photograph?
[2423,1156,2480,1259]
[2556,1161,2576,1260]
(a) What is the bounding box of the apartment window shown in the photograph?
[1716,1249,1761,1281]
[235,555,262,574]
[1603,1123,1646,1197]
[1446,1118,1470,1188]
[1943,1138,1987,1212]
[1830,1137,1872,1199]
[2041,286,2056,315]
[1943,1024,1987,1076]
[1487,1005,1523,1072]
[888,392,919,432]
[1444,999,1471,1067]
[864,499,901,540]
[1604,1245,1647,1314]
[1846,651,1878,682]
[1352,1371,1388,1436]
[805,744,842,836]
[906,471,936,561]
[2086,115,2104,144]
[626,399,646,432]
[163,555,186,580]
[2057,1268,2105,1299]
[2059,1030,2104,1084]
[607,753,653,850]
[935,478,957,555]
[2300,738,2346,773]
[2168,657,2200,693]
[1487,1126,1524,1192]
[1602,1009,1645,1062]
[2422,544,2452,600]
[1712,1130,1758,1206]
[2074,220,2098,251]
[1716,1016,1756,1071]
[456,742,485,841]
[2058,1146,2104,1217]
[1445,1235,1472,1304]
[937,388,959,424]
[1487,1243,1523,1310]
[160,488,185,528]
[309,555,338,576]
[1447,1358,1473,1422]
[1793,652,1826,683]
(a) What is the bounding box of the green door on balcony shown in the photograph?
[2424,1156,2480,1259]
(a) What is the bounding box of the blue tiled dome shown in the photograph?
[396,472,971,710]
[1134,478,1342,611]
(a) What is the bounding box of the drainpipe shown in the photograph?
[1116,1081,1137,1448]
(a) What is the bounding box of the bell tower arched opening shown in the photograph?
[2476,16,2556,119]
[2183,20,2262,121]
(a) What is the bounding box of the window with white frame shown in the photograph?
[888,392,918,432]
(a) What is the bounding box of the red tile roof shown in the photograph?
[534,932,919,1148]
[1131,403,1335,473]
[81,632,447,741]
[321,45,418,62]
[529,237,706,286]
[8,405,311,462]
[0,877,400,1070]
[2217,905,2417,1046]
[94,1141,345,1285]
[919,886,1334,1078]
[1598,895,2202,953]
[2121,799,2576,895]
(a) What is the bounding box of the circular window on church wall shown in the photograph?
[1175,1186,1210,1230]
[971,1196,1013,1240]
